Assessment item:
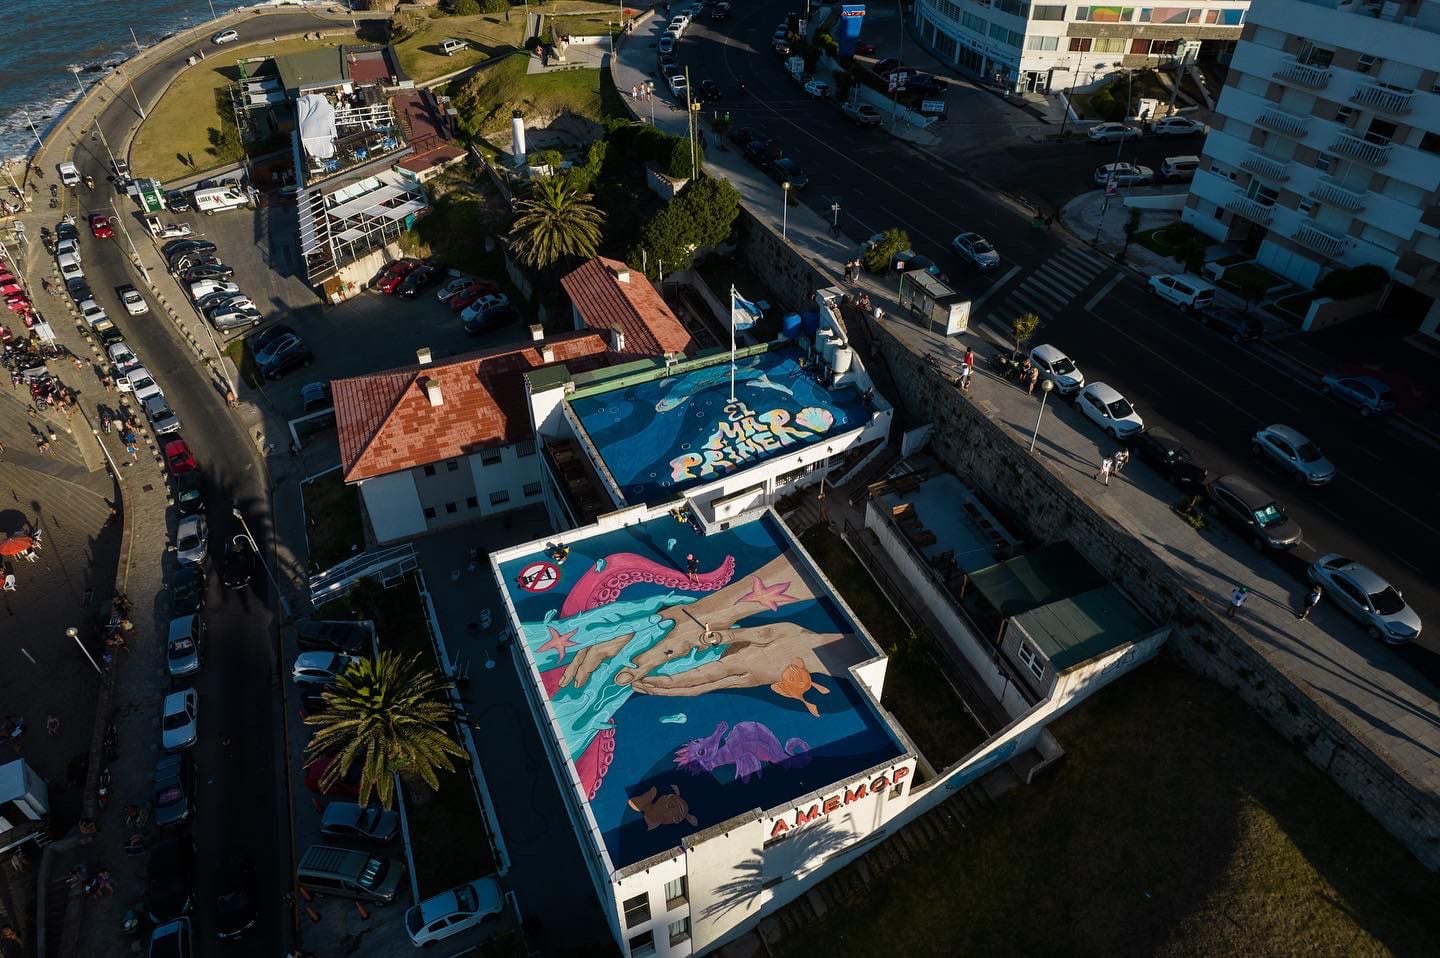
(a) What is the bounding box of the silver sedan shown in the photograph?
[1307,554,1422,644]
[1252,424,1335,486]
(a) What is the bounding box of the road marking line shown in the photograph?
[1042,260,1095,288]
[20,648,36,665]
[1084,274,1123,312]
[972,265,1021,311]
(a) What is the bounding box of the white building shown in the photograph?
[1181,0,1440,338]
[912,0,1248,94]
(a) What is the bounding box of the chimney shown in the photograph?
[529,323,544,341]
[511,109,527,169]
[423,377,442,407]
[610,327,625,353]
[416,346,433,366]
[613,266,630,284]
[541,345,555,363]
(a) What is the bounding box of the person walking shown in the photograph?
[686,553,700,586]
[1296,584,1323,621]
[1095,455,1114,485]
[1027,364,1040,396]
[45,714,59,736]
[1227,585,1249,618]
[959,363,973,391]
[1113,449,1130,474]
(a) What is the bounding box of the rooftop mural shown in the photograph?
[569,347,871,503]
[497,513,903,869]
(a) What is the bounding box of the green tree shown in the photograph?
[564,139,607,194]
[304,652,468,809]
[478,0,511,13]
[668,138,704,180]
[629,176,739,275]
[452,0,481,15]
[1012,311,1041,351]
[509,176,605,269]
[862,228,910,274]
[529,148,566,171]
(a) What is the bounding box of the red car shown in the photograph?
[304,753,361,798]
[0,283,23,297]
[165,439,198,476]
[447,282,501,312]
[854,41,876,56]
[89,213,114,240]
[373,260,419,294]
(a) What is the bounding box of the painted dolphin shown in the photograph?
[654,365,794,413]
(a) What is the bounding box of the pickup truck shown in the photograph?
[842,101,883,126]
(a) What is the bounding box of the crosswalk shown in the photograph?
[987,246,1113,324]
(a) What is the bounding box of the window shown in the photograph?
[888,781,905,800]
[1017,639,1045,680]
[423,464,437,477]
[480,449,502,466]
[1094,37,1125,53]
[515,439,536,457]
[962,11,988,35]
[664,877,688,907]
[1074,6,1089,19]
[1315,152,1338,173]
[1068,37,1092,52]
[1334,106,1354,127]
[446,459,459,472]
[489,490,511,506]
[1297,42,1333,68]
[1365,118,1396,145]
[466,496,479,509]
[669,918,691,946]
[445,501,458,514]
[1420,132,1440,156]
[1218,9,1243,24]
[988,22,1008,41]
[1138,7,1151,21]
[1026,35,1058,50]
[627,930,656,958]
[1245,181,1280,206]
[523,481,543,497]
[623,893,651,929]
[422,506,437,519]
[1031,3,1065,18]
[1356,53,1378,74]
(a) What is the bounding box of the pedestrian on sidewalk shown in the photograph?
[1027,364,1040,396]
[1095,456,1114,485]
[686,553,699,586]
[963,348,975,377]
[1227,585,1249,618]
[1113,449,1130,474]
[959,363,973,391]
[45,714,59,736]
[1296,584,1323,620]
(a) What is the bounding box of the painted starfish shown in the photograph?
[738,575,799,612]
[537,625,579,659]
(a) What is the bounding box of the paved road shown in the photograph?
[672,4,1440,680]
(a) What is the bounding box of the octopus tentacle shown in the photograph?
[560,552,735,617]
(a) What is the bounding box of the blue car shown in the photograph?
[1320,374,1396,416]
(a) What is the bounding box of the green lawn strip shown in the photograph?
[798,526,985,769]
[131,37,348,182]
[451,54,603,137]
[299,469,365,571]
[1215,261,1285,296]
[393,11,526,83]
[223,336,263,389]
[774,660,1440,957]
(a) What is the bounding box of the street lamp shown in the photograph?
[66,626,102,675]
[781,182,791,239]
[830,201,841,231]
[1028,379,1055,454]
[232,506,286,618]
[69,66,85,98]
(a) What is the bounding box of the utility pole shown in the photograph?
[93,119,119,174]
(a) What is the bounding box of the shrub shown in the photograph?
[1316,264,1388,299]
[629,176,740,276]
[452,0,481,15]
[529,148,565,171]
[862,228,909,274]
[477,0,511,12]
[668,138,703,179]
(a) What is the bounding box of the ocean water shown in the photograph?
[0,0,249,162]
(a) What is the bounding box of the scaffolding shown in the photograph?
[299,171,428,284]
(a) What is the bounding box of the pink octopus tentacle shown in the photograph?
[560,553,735,617]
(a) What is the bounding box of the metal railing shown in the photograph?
[307,543,418,608]
[1225,194,1276,225]
[1293,223,1347,258]
[1307,176,1368,211]
[1273,56,1332,89]
[1239,149,1291,182]
[1350,82,1414,114]
[1255,107,1310,138]
[1329,131,1391,166]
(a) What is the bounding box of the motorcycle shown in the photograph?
[102,722,119,761]
[83,174,95,190]
[97,767,112,808]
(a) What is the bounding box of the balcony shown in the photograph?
[1329,132,1391,166]
[1225,195,1276,225]
[1239,150,1291,182]
[1307,177,1367,211]
[1293,223,1347,258]
[1255,108,1310,139]
[1350,83,1414,114]
[1272,56,1332,89]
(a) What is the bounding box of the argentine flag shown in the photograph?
[731,288,762,331]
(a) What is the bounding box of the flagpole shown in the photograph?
[729,284,737,402]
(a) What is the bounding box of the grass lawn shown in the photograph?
[1136,222,1209,267]
[450,53,605,137]
[1217,261,1287,298]
[300,469,366,572]
[774,660,1440,957]
[799,526,987,771]
[131,36,350,183]
[394,3,625,84]
[223,336,262,389]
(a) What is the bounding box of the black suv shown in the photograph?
[295,619,374,655]
[1134,428,1207,492]
[1198,306,1263,343]
[1204,475,1302,551]
[258,340,313,380]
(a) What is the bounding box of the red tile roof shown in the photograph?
[397,145,465,174]
[334,332,614,483]
[560,257,695,358]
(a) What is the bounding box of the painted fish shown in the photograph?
[770,657,831,717]
[653,366,794,412]
[628,784,698,830]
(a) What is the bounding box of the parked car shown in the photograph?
[1152,115,1207,137]
[841,101,882,126]
[117,284,149,315]
[1252,424,1335,485]
[292,652,359,686]
[160,689,199,752]
[1088,122,1142,141]
[744,136,782,165]
[174,514,207,566]
[57,161,81,187]
[213,858,258,941]
[397,262,443,298]
[435,276,474,302]
[906,73,946,97]
[205,296,257,319]
[698,79,723,102]
[463,302,520,334]
[459,293,512,326]
[1077,382,1145,438]
[1093,162,1154,186]
[166,612,203,676]
[172,472,206,517]
[371,259,419,293]
[657,35,675,55]
[405,878,505,947]
[667,73,688,99]
[256,337,313,379]
[1197,306,1262,342]
[165,439,199,478]
[89,213,113,239]
[1307,554,1423,644]
[170,563,206,617]
[165,190,192,212]
[1204,474,1302,550]
[164,239,216,258]
[1160,155,1200,181]
[950,231,1000,270]
[1319,374,1397,416]
[1028,344,1084,395]
[1134,427,1207,492]
[169,252,219,273]
[178,263,234,284]
[55,236,81,262]
[320,802,400,845]
[768,157,809,189]
[147,837,195,922]
[727,126,755,148]
[195,290,244,312]
[153,753,195,827]
[295,619,373,655]
[872,58,903,76]
[1147,273,1215,311]
[210,305,263,331]
[447,281,501,312]
[57,253,84,283]
[147,918,192,958]
[107,340,140,372]
[190,279,239,301]
[118,367,164,404]
[712,2,731,18]
[803,78,832,98]
[220,533,256,589]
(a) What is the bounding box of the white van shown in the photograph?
[1148,273,1216,311]
[1161,155,1200,181]
[439,38,467,56]
[192,186,250,214]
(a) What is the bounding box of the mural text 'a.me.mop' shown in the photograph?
[670,400,836,482]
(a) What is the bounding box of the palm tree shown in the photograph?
[508,175,605,270]
[304,651,468,809]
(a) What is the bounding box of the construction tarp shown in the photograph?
[297,94,338,160]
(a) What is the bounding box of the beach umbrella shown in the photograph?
[0,535,34,556]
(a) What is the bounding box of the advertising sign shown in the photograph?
[837,4,866,57]
[920,99,946,114]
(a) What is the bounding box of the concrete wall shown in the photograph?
[359,471,425,542]
[1301,289,1384,333]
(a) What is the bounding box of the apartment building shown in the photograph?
[912,0,1248,94]
[1181,0,1440,338]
